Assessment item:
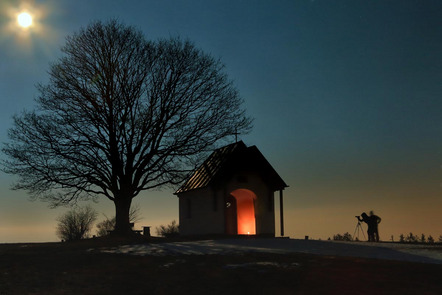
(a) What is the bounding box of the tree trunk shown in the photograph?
[113,197,133,235]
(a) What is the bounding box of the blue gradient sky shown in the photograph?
[1,0,442,242]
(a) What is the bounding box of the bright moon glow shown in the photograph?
[17,12,32,28]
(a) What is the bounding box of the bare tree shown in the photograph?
[56,206,98,241]
[1,20,252,234]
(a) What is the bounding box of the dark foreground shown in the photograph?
[0,238,441,295]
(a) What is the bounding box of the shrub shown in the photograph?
[95,204,143,236]
[96,216,116,237]
[56,206,98,241]
[333,232,352,241]
[156,220,179,238]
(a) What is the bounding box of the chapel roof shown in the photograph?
[175,141,288,194]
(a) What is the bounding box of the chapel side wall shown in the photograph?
[178,187,225,236]
[225,172,275,236]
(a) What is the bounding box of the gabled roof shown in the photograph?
[175,141,288,194]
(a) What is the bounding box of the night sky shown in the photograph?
[1,0,442,242]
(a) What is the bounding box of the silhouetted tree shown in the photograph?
[2,20,252,235]
[399,234,405,243]
[427,235,435,244]
[56,206,97,241]
[406,232,418,243]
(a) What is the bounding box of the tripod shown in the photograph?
[353,219,366,241]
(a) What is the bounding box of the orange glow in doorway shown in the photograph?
[230,189,257,235]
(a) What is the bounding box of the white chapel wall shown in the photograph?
[178,187,224,235]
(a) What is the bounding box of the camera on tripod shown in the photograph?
[353,215,366,241]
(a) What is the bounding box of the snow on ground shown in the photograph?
[99,238,442,264]
[336,240,442,262]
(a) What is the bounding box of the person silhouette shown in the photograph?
[369,210,381,242]
[358,211,381,242]
[358,213,373,242]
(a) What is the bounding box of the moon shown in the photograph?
[17,12,33,28]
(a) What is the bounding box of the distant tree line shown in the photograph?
[330,232,442,243]
[396,233,442,244]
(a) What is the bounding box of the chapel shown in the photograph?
[175,141,288,236]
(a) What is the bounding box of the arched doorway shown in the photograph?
[225,189,257,235]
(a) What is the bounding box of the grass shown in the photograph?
[0,237,441,294]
